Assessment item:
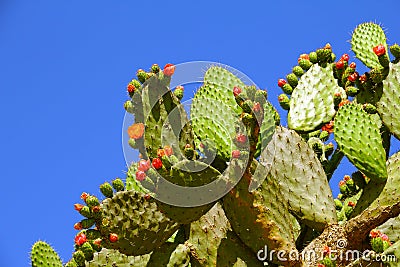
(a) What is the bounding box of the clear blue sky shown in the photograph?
[1,1,399,266]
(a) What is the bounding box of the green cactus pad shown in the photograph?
[203,66,245,115]
[377,62,400,139]
[352,151,400,218]
[288,64,344,132]
[223,162,299,265]
[155,159,222,224]
[100,190,180,256]
[141,74,193,159]
[334,103,387,182]
[351,22,388,69]
[382,239,400,266]
[86,248,150,267]
[260,126,337,230]
[191,83,242,161]
[30,241,62,267]
[187,203,263,267]
[147,242,190,267]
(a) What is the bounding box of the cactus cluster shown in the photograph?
[31,22,400,267]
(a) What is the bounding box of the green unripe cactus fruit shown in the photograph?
[128,138,136,149]
[286,73,298,87]
[100,182,114,198]
[79,206,91,218]
[64,260,78,267]
[174,86,184,100]
[73,250,86,266]
[292,66,304,77]
[345,86,359,97]
[299,59,313,70]
[123,100,135,114]
[136,69,147,84]
[334,199,343,210]
[151,63,160,73]
[363,103,377,114]
[278,94,290,110]
[319,130,329,142]
[81,218,95,229]
[31,241,62,267]
[320,256,336,267]
[85,196,100,208]
[309,51,318,63]
[81,242,95,261]
[325,142,334,156]
[390,44,400,58]
[111,178,124,192]
[281,83,293,94]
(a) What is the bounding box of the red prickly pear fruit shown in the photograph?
[135,170,146,181]
[339,180,346,186]
[233,86,242,97]
[109,233,118,243]
[349,62,356,69]
[344,175,351,181]
[80,192,89,201]
[163,64,175,76]
[321,120,334,134]
[138,159,151,172]
[127,84,135,93]
[85,195,100,208]
[111,178,124,192]
[252,102,261,113]
[231,150,241,159]
[348,201,356,207]
[370,229,381,238]
[75,233,87,246]
[335,60,345,69]
[347,72,358,82]
[74,222,83,230]
[144,193,151,200]
[341,54,350,61]
[152,158,163,170]
[324,43,332,50]
[127,123,145,139]
[74,204,84,212]
[236,134,247,144]
[317,264,326,267]
[163,146,173,156]
[92,206,101,213]
[277,79,287,88]
[373,44,386,56]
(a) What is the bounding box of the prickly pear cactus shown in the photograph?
[31,22,400,267]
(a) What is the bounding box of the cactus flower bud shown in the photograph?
[74,203,84,212]
[74,222,83,230]
[80,192,89,201]
[163,64,175,76]
[157,149,165,158]
[127,123,145,139]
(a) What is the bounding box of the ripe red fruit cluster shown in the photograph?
[349,62,356,69]
[335,60,345,69]
[348,201,356,207]
[277,79,287,88]
[321,120,334,134]
[109,233,118,243]
[373,44,386,56]
[339,180,346,186]
[163,63,176,76]
[348,72,358,82]
[74,233,87,246]
[233,86,242,97]
[152,158,163,169]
